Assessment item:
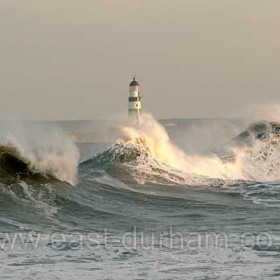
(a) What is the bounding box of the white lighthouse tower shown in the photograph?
[128,77,142,123]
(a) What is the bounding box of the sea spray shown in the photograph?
[120,114,280,182]
[231,136,280,182]
[121,114,240,180]
[83,114,280,184]
[0,121,79,185]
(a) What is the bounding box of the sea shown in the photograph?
[0,115,280,280]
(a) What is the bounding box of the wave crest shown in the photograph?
[82,139,225,187]
[82,116,280,191]
[0,124,79,185]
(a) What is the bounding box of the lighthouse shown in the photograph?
[128,77,142,123]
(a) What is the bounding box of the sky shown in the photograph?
[0,0,279,120]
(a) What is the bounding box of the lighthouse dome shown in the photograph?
[129,78,139,86]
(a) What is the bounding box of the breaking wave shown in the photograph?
[0,123,79,185]
[83,115,280,188]
[221,121,280,182]
[82,140,225,187]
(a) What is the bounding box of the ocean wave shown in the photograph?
[82,139,280,207]
[219,121,280,182]
[80,117,280,208]
[228,181,280,207]
[0,144,56,184]
[0,123,79,185]
[81,140,227,188]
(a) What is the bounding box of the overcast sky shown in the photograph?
[0,0,279,120]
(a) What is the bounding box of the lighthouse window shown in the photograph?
[136,104,138,107]
[129,97,138,102]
